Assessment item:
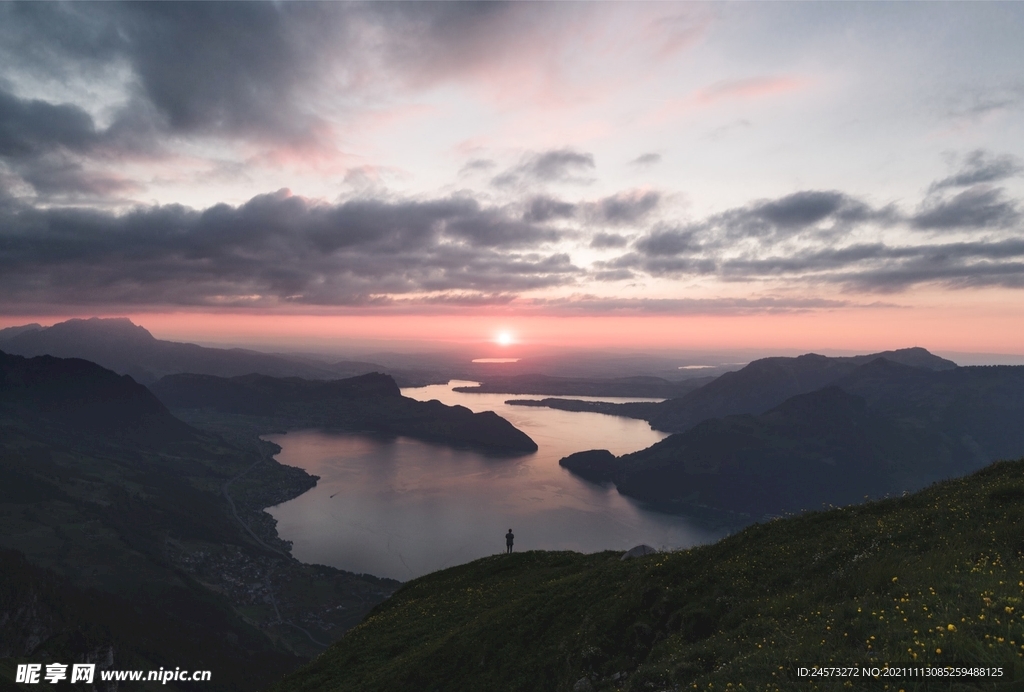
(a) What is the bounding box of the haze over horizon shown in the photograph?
[1,3,1022,355]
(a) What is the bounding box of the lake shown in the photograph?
[266,381,723,581]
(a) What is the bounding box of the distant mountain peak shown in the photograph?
[0,316,375,384]
[851,347,957,371]
[645,346,958,433]
[0,323,42,343]
[48,316,157,342]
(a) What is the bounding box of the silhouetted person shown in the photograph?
[505,529,514,554]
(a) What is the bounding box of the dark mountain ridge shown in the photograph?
[151,371,538,453]
[835,358,1024,462]
[509,347,960,432]
[645,347,957,432]
[0,351,401,688]
[564,384,956,519]
[0,323,41,341]
[0,349,193,443]
[560,357,1024,522]
[0,317,386,384]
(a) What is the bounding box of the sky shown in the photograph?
[0,2,1022,354]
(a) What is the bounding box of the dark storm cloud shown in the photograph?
[626,234,1024,291]
[592,190,660,225]
[0,2,563,156]
[527,149,595,180]
[0,88,99,158]
[459,158,497,175]
[590,232,629,249]
[0,191,580,309]
[634,225,701,256]
[0,86,146,196]
[628,190,892,252]
[608,185,1024,291]
[0,3,324,142]
[717,239,1024,291]
[117,2,329,140]
[929,150,1022,192]
[601,250,717,278]
[724,190,884,239]
[522,195,577,223]
[520,189,658,228]
[837,259,1024,291]
[445,208,561,247]
[16,158,140,197]
[492,149,595,187]
[912,186,1020,230]
[627,190,899,265]
[630,256,719,278]
[591,268,635,281]
[756,191,852,227]
[2,2,333,197]
[0,3,125,78]
[1,3,517,143]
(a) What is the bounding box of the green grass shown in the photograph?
[273,459,1024,692]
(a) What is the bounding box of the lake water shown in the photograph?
[266,381,723,581]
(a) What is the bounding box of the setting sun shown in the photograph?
[495,331,514,346]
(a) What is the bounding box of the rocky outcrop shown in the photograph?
[558,449,618,483]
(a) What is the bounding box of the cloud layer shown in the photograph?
[0,3,1022,321]
[608,179,1024,292]
[1,165,1021,314]
[0,190,578,309]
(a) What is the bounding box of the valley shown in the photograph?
[3,326,1024,691]
[3,5,1021,689]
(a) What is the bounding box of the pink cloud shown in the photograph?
[696,76,808,105]
[645,75,810,127]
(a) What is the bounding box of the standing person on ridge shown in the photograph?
[505,528,514,554]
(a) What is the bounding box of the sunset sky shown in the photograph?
[1,2,1022,354]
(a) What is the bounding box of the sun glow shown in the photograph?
[495,330,514,346]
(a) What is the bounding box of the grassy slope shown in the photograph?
[274,458,1024,692]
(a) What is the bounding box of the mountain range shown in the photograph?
[150,370,538,453]
[4,324,1024,690]
[0,349,402,687]
[512,347,958,431]
[0,342,545,690]
[0,317,395,385]
[0,317,729,397]
[557,352,1024,522]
